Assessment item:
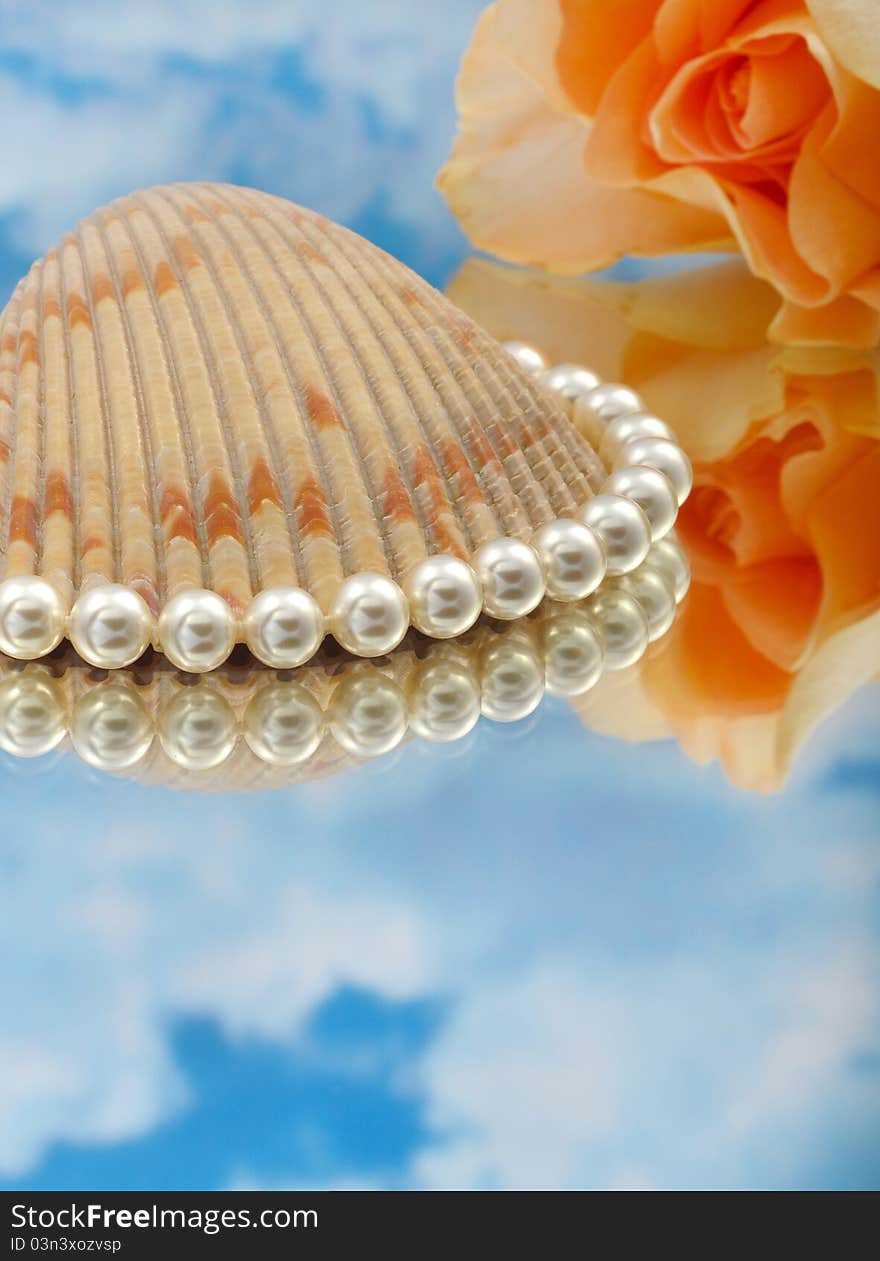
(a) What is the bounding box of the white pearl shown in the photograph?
[618,568,677,642]
[598,413,676,467]
[572,383,642,445]
[615,436,693,506]
[534,518,606,602]
[0,576,66,660]
[330,572,409,657]
[589,588,649,671]
[71,684,154,771]
[408,657,481,743]
[329,672,408,757]
[480,636,544,722]
[158,687,238,770]
[541,609,604,697]
[645,536,691,603]
[581,494,651,576]
[406,556,482,638]
[603,465,678,541]
[540,363,601,407]
[474,538,545,619]
[243,586,324,668]
[158,589,236,673]
[502,340,547,377]
[0,673,66,757]
[69,584,153,669]
[243,682,324,766]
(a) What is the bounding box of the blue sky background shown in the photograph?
[0,0,878,1192]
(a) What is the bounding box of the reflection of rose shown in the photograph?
[449,258,880,789]
[439,0,880,347]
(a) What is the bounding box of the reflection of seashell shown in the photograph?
[0,537,690,791]
[0,186,693,672]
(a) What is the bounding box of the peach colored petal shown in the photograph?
[806,0,880,90]
[635,344,782,459]
[807,440,880,638]
[818,73,880,210]
[652,0,739,61]
[646,582,792,715]
[585,35,671,183]
[770,296,880,348]
[650,36,828,166]
[615,258,780,349]
[446,259,635,377]
[438,1,730,269]
[725,179,829,304]
[555,0,658,114]
[721,557,822,669]
[776,612,880,781]
[788,112,880,294]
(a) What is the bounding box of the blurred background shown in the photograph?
[0,0,878,1192]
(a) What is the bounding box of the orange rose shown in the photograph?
[439,0,880,348]
[448,258,880,789]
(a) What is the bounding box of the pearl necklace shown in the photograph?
[0,345,692,673]
[0,537,690,778]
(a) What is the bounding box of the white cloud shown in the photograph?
[1,694,877,1188]
[0,0,484,269]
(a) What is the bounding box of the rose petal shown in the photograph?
[807,0,880,90]
[770,296,880,348]
[776,609,880,781]
[446,259,635,377]
[439,0,730,269]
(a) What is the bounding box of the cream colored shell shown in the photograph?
[0,182,607,668]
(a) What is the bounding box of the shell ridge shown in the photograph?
[61,239,115,587]
[209,185,389,583]
[34,260,49,581]
[53,251,82,596]
[112,199,213,593]
[39,249,77,607]
[200,183,360,593]
[103,208,204,600]
[285,201,475,561]
[246,191,437,582]
[148,186,298,595]
[477,345,585,513]
[92,210,167,612]
[424,296,562,527]
[131,189,259,607]
[185,184,345,610]
[0,284,26,573]
[241,192,410,585]
[305,212,506,545]
[161,185,304,594]
[5,269,43,579]
[358,242,535,538]
[371,253,577,527]
[72,225,124,587]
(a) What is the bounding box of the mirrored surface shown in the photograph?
[1,0,878,1193]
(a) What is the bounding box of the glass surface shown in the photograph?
[0,1,878,1192]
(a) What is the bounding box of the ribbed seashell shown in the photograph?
[0,537,689,791]
[0,182,610,670]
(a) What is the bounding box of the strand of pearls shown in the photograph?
[0,345,691,673]
[0,536,690,773]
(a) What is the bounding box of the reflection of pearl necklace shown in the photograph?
[0,345,692,673]
[0,537,689,781]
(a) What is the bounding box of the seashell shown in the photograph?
[0,183,628,671]
[0,537,690,790]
